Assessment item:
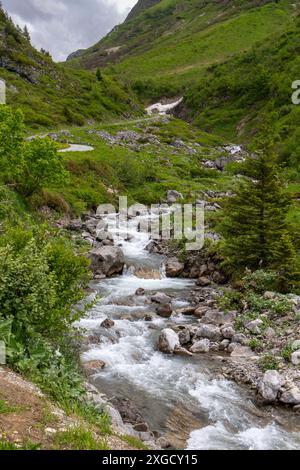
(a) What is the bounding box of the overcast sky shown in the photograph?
[2,0,138,61]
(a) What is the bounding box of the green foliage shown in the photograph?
[259,354,279,371]
[0,106,69,197]
[218,147,297,289]
[54,426,108,450]
[20,138,69,196]
[281,343,294,361]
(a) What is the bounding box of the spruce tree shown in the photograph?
[218,147,293,274]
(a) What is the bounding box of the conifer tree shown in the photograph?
[218,145,294,275]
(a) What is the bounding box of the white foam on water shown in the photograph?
[80,207,300,450]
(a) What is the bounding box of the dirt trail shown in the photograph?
[0,367,135,450]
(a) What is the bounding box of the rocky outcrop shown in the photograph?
[88,246,125,278]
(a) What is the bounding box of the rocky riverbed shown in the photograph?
[62,193,300,450]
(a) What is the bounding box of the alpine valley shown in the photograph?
[0,0,299,452]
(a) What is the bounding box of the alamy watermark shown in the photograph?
[96,197,205,251]
[0,79,6,104]
[292,80,300,105]
[0,341,6,365]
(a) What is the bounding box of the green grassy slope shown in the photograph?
[183,15,300,160]
[0,8,142,129]
[69,0,300,100]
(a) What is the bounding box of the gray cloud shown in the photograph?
[2,0,137,61]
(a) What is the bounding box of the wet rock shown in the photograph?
[151,292,172,304]
[165,258,184,278]
[156,304,173,318]
[258,370,282,402]
[245,319,264,335]
[83,360,106,374]
[196,277,211,287]
[134,423,149,432]
[194,324,221,341]
[190,339,210,353]
[194,306,207,318]
[144,314,153,322]
[291,351,300,366]
[89,246,125,277]
[174,346,193,357]
[177,327,191,345]
[101,319,115,329]
[135,288,146,296]
[178,306,195,316]
[158,329,180,354]
[157,437,172,449]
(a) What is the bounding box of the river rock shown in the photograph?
[280,384,300,405]
[135,288,146,296]
[165,258,184,278]
[194,324,221,341]
[151,292,172,304]
[259,370,282,401]
[221,326,235,340]
[245,319,264,335]
[291,351,300,366]
[220,339,230,350]
[156,304,173,318]
[194,306,207,318]
[190,339,210,353]
[174,346,193,357]
[83,360,106,374]
[232,333,248,345]
[179,306,196,316]
[230,345,254,358]
[89,246,125,277]
[101,319,115,329]
[158,329,180,354]
[167,190,183,203]
[177,327,191,345]
[196,277,211,287]
[202,309,235,326]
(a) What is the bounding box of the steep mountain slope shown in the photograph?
[68,0,300,101]
[0,8,141,129]
[181,14,300,165]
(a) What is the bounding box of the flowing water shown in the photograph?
[80,212,300,450]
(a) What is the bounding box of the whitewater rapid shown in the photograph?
[79,212,300,450]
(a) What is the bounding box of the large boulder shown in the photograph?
[194,324,221,341]
[165,258,184,278]
[258,370,282,402]
[158,329,180,354]
[89,246,125,277]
